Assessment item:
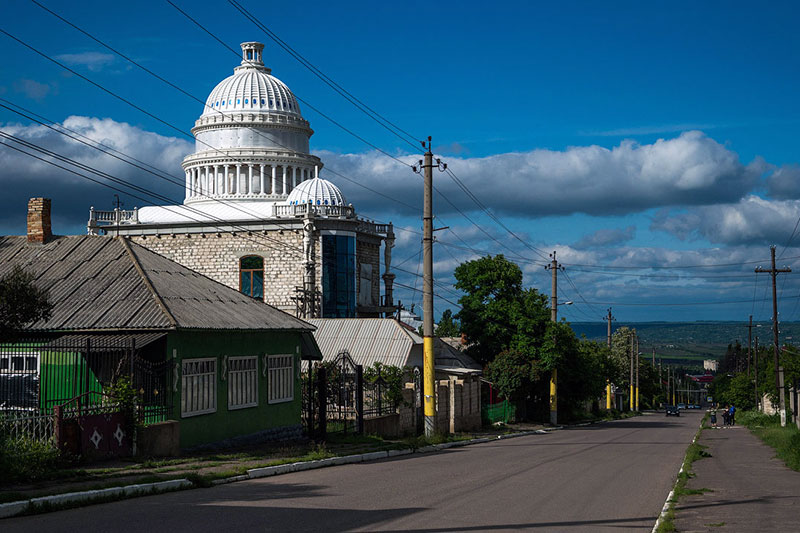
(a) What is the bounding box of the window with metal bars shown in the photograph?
[268,354,293,404]
[181,358,217,417]
[227,356,258,410]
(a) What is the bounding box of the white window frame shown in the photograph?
[181,358,217,417]
[268,354,294,404]
[227,356,258,410]
[0,351,40,375]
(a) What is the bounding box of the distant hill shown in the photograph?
[569,321,800,369]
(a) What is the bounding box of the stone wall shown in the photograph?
[131,230,305,313]
[392,375,482,436]
[356,239,381,307]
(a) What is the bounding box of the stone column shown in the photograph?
[281,165,287,195]
[248,164,254,194]
[185,170,191,199]
[260,164,266,195]
[271,165,277,196]
[224,165,229,194]
[292,166,298,190]
[382,223,396,316]
[235,164,241,195]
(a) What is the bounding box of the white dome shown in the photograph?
[201,42,301,118]
[286,177,347,206]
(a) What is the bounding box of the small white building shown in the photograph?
[703,359,719,372]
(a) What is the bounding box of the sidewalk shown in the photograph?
[673,424,800,532]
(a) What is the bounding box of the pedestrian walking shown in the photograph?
[722,406,730,427]
[710,407,718,428]
[729,404,736,426]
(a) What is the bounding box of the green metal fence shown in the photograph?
[482,399,517,424]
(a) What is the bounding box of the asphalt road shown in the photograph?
[4,411,702,532]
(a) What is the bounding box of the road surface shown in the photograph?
[4,411,702,532]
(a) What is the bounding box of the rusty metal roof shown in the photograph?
[0,235,313,333]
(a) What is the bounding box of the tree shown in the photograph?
[486,349,540,402]
[0,265,52,340]
[454,255,549,366]
[434,309,460,337]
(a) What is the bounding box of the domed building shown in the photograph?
[88,42,396,319]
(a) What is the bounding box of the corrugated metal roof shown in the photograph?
[307,318,481,373]
[307,318,421,368]
[43,332,167,352]
[0,235,314,333]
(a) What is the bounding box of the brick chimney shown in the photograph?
[27,198,52,243]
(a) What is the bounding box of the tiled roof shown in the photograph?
[0,235,313,332]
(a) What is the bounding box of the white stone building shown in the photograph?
[88,42,396,318]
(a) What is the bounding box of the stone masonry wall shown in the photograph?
[130,231,305,314]
[356,239,381,307]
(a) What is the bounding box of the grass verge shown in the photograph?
[655,417,712,533]
[738,410,800,471]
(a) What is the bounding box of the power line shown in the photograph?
[223,0,422,151]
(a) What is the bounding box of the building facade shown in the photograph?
[88,42,396,318]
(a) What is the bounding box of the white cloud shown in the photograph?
[0,116,191,233]
[651,196,800,246]
[54,52,115,72]
[766,165,800,199]
[320,131,761,219]
[13,79,53,101]
[574,226,635,249]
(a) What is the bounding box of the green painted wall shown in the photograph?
[166,330,303,449]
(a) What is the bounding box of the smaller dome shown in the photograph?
[286,177,347,206]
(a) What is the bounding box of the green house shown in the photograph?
[0,233,321,450]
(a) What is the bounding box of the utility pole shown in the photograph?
[413,137,446,437]
[629,333,634,411]
[546,251,564,425]
[635,334,640,411]
[652,346,655,367]
[747,315,753,377]
[754,335,760,410]
[755,245,791,427]
[606,308,614,410]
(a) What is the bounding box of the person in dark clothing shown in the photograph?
[729,404,736,426]
[722,406,730,426]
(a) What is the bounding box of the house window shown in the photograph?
[268,354,294,404]
[181,358,217,417]
[0,352,38,373]
[321,234,356,317]
[227,356,258,410]
[240,256,264,299]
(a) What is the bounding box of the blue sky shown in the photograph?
[2,0,800,324]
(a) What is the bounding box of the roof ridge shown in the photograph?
[118,237,178,328]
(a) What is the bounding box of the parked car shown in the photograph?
[666,405,680,417]
[677,403,686,410]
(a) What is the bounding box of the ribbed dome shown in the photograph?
[286,177,347,206]
[201,42,301,118]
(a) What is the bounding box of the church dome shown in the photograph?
[286,177,347,206]
[201,42,302,118]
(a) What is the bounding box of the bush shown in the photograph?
[0,430,63,483]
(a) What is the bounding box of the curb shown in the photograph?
[0,479,192,519]
[651,421,703,533]
[0,426,564,519]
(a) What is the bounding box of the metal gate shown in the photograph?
[326,350,363,436]
[412,366,423,434]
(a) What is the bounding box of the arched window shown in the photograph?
[239,256,264,299]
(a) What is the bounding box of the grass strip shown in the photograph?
[738,410,800,471]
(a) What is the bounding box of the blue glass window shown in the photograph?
[237,99,241,104]
[261,99,265,105]
[245,98,248,104]
[240,256,264,299]
[322,235,356,318]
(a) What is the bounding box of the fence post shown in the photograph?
[53,405,63,451]
[356,365,364,435]
[317,366,327,440]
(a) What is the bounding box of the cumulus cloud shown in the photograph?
[574,226,635,249]
[650,195,800,246]
[0,116,191,233]
[321,131,761,218]
[54,52,115,72]
[766,165,800,199]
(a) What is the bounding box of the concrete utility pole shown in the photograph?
[546,251,564,425]
[413,137,446,437]
[635,335,640,411]
[747,315,753,377]
[629,334,634,411]
[606,308,614,410]
[755,245,791,427]
[754,335,760,409]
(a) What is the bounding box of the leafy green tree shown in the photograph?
[0,265,53,340]
[486,349,541,401]
[609,326,636,388]
[434,309,460,337]
[454,255,549,366]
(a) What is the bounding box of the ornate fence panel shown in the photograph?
[325,351,363,436]
[55,391,131,459]
[132,356,174,425]
[363,377,396,418]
